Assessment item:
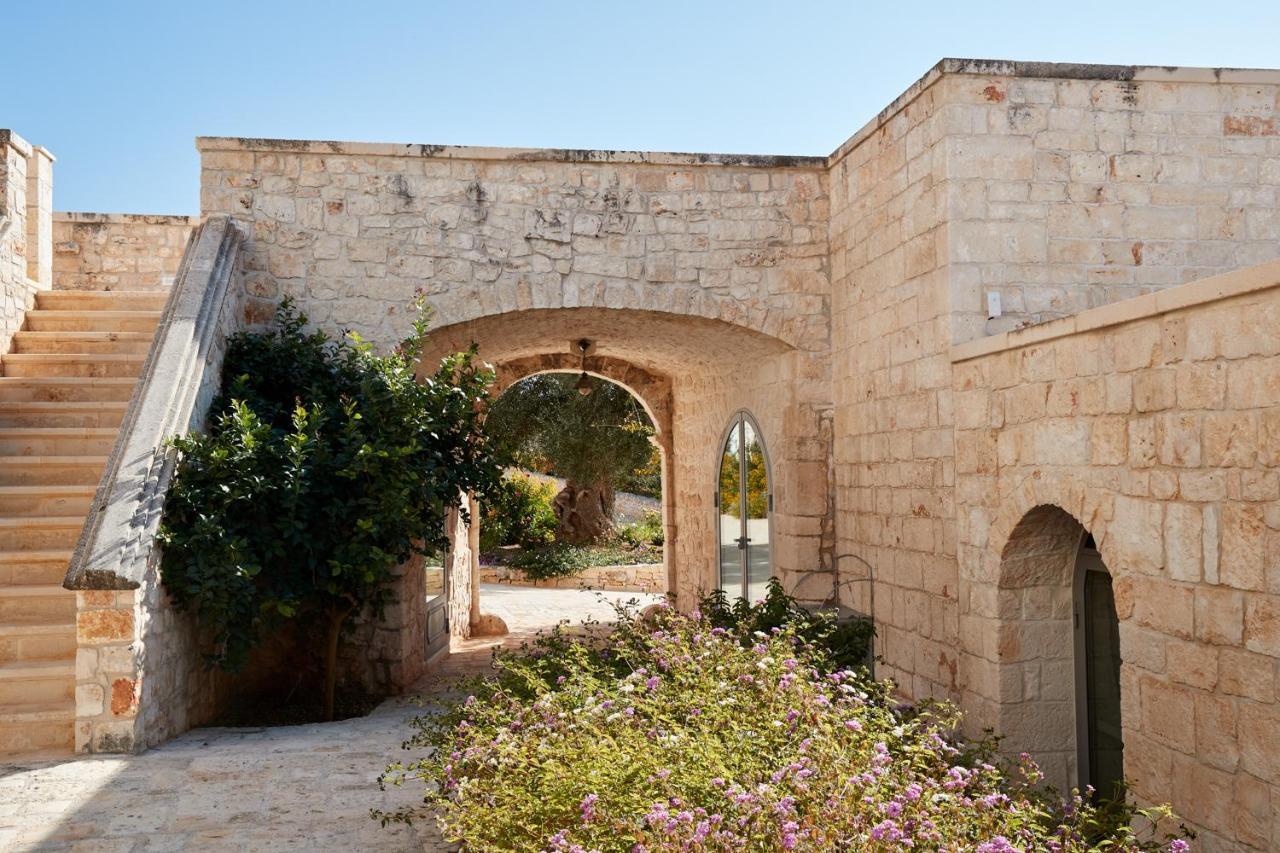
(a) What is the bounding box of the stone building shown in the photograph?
[0,58,1277,849]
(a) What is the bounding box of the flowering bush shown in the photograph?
[379,602,1190,851]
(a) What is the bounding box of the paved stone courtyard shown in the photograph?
[0,587,662,852]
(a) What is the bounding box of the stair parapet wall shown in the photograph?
[64,215,246,752]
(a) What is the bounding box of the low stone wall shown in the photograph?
[480,563,667,594]
[53,212,197,291]
[952,262,1280,847]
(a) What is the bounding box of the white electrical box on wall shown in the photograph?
[987,291,1002,319]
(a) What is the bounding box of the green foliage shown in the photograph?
[378,596,1189,851]
[698,578,875,673]
[158,298,502,674]
[485,373,655,496]
[480,472,557,553]
[618,509,664,547]
[508,543,594,580]
[719,436,768,520]
[617,443,662,499]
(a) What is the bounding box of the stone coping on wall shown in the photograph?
[0,129,33,159]
[55,211,200,225]
[826,57,1280,169]
[195,135,826,170]
[950,259,1280,363]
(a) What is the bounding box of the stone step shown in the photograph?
[0,428,118,457]
[0,551,73,586]
[0,402,128,429]
[2,354,146,379]
[10,330,156,355]
[36,290,168,312]
[0,584,76,625]
[23,310,161,334]
[0,377,138,403]
[0,518,85,551]
[0,621,75,665]
[0,485,95,517]
[0,660,75,706]
[0,457,107,486]
[0,701,75,756]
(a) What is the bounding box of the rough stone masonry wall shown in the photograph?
[0,130,54,354]
[197,139,833,609]
[952,263,1280,850]
[828,79,962,704]
[53,212,197,291]
[936,64,1280,342]
[0,131,30,350]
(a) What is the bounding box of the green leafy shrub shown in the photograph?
[698,579,874,673]
[618,509,664,547]
[480,472,558,553]
[379,591,1190,851]
[158,298,501,718]
[508,542,593,580]
[503,540,663,580]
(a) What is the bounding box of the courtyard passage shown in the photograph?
[0,586,662,852]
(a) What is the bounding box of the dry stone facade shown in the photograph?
[197,139,836,606]
[0,129,53,354]
[1,57,1277,850]
[52,212,195,291]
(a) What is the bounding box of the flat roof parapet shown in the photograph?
[195,136,827,170]
[196,58,1280,179]
[55,211,199,225]
[826,57,1280,167]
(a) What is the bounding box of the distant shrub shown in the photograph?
[481,472,557,553]
[618,509,664,547]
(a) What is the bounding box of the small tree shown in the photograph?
[484,374,655,544]
[158,299,500,719]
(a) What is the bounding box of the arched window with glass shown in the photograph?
[717,411,773,601]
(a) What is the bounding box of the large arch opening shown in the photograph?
[416,306,832,638]
[996,504,1124,795]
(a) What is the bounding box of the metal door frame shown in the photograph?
[714,410,774,600]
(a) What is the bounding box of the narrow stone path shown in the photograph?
[0,586,662,851]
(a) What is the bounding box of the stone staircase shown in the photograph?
[0,289,163,756]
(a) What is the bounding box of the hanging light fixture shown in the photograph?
[574,339,592,395]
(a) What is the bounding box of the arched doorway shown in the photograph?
[717,411,773,602]
[1073,535,1123,799]
[996,505,1124,793]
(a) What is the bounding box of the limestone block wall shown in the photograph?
[0,131,30,349]
[197,139,834,608]
[0,130,54,355]
[52,212,197,291]
[928,61,1280,342]
[829,58,1280,710]
[828,77,962,703]
[951,263,1280,850]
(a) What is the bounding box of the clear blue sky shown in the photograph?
[9,0,1279,214]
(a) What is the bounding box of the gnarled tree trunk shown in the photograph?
[553,479,614,544]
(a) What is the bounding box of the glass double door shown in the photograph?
[718,413,772,602]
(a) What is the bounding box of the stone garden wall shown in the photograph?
[951,263,1280,849]
[52,212,196,291]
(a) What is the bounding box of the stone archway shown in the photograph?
[994,504,1091,789]
[417,306,832,616]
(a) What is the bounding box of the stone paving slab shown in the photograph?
[0,587,660,852]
